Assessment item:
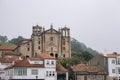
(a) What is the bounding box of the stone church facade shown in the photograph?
[15,25,71,58]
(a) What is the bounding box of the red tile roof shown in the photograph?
[12,58,44,67]
[0,58,20,63]
[107,53,120,58]
[29,58,42,61]
[56,64,67,72]
[73,64,106,74]
[0,46,17,50]
[2,51,18,56]
[39,53,55,59]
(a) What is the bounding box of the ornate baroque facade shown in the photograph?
[15,25,71,58]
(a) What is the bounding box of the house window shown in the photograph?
[50,37,53,41]
[52,71,55,76]
[51,61,54,65]
[46,71,49,76]
[84,75,87,80]
[46,61,49,65]
[112,60,115,64]
[117,68,120,74]
[31,69,38,75]
[34,61,39,64]
[117,58,120,64]
[46,71,55,77]
[49,71,51,76]
[14,67,27,76]
[112,69,115,73]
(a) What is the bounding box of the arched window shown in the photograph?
[55,53,58,58]
[50,53,53,57]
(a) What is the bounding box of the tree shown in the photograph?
[9,36,24,46]
[0,35,8,43]
[71,38,98,56]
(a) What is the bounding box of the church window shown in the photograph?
[27,47,30,51]
[38,46,40,50]
[63,54,65,57]
[63,39,65,45]
[50,53,53,57]
[63,30,65,36]
[50,37,53,41]
[38,41,40,44]
[27,43,29,45]
[63,47,65,50]
[55,54,58,58]
[51,47,53,51]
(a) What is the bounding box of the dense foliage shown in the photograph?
[71,38,98,56]
[0,35,24,46]
[8,36,24,46]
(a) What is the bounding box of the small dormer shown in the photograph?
[39,53,56,68]
[28,58,43,65]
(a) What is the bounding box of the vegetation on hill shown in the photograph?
[59,38,98,67]
[0,35,24,46]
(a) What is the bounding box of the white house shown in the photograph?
[0,57,20,79]
[107,53,120,80]
[4,53,68,80]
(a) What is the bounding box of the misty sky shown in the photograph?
[0,0,120,54]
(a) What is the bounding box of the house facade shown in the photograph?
[0,46,17,58]
[88,54,108,73]
[3,53,68,80]
[15,25,71,58]
[107,53,120,80]
[73,64,108,80]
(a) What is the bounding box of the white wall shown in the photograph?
[108,58,116,77]
[12,68,45,79]
[44,59,56,68]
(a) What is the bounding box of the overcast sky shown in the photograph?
[0,0,120,54]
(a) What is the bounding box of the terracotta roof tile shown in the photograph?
[0,58,20,63]
[0,46,17,50]
[107,53,120,58]
[29,58,42,61]
[13,58,44,67]
[39,53,55,59]
[2,51,18,56]
[56,64,67,72]
[73,64,106,74]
